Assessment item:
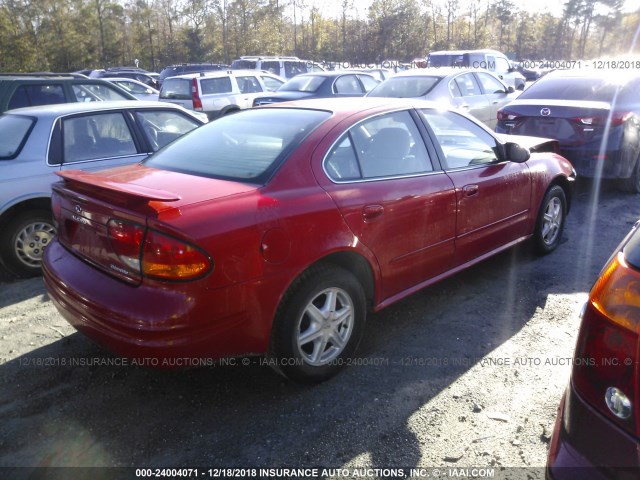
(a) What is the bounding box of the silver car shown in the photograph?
[367,67,518,129]
[103,77,160,101]
[0,101,204,277]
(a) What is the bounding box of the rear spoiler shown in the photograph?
[56,170,181,202]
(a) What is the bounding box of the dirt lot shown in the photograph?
[0,180,638,479]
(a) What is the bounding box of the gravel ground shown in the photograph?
[0,180,638,480]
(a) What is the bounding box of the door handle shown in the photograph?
[463,184,479,197]
[362,204,384,222]
[460,104,470,109]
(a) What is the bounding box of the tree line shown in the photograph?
[0,0,638,73]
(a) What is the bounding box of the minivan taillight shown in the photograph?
[142,230,211,280]
[572,252,640,436]
[191,78,203,111]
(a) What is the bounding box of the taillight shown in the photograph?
[107,219,145,271]
[142,230,211,280]
[611,111,633,126]
[572,252,640,436]
[497,109,520,122]
[571,111,632,127]
[191,78,203,111]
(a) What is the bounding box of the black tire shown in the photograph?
[269,264,366,383]
[533,185,566,255]
[0,210,55,278]
[620,157,640,193]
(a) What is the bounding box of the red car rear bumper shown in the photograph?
[43,240,273,364]
[547,383,640,480]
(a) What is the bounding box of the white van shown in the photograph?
[230,56,325,80]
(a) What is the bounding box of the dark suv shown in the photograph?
[158,63,228,87]
[0,74,137,113]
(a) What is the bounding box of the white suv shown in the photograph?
[231,56,325,80]
[158,70,285,119]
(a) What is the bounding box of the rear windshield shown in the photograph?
[427,54,463,67]
[280,76,325,92]
[0,115,35,159]
[160,78,191,100]
[144,108,330,183]
[231,60,257,69]
[519,77,624,102]
[367,76,441,98]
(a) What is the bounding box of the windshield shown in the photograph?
[144,108,331,183]
[368,76,442,98]
[279,76,326,93]
[0,115,35,159]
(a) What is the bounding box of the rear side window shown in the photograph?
[231,60,257,69]
[160,78,191,99]
[72,83,132,102]
[284,61,308,78]
[334,75,362,94]
[200,77,232,94]
[8,84,66,109]
[145,108,330,183]
[0,114,34,159]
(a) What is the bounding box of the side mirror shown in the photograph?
[507,86,515,93]
[516,83,525,91]
[506,142,530,163]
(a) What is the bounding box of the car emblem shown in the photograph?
[75,205,82,214]
[541,108,551,116]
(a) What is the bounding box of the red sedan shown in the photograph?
[43,98,575,382]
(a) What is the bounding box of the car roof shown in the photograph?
[258,96,442,115]
[4,100,181,117]
[168,69,278,80]
[544,68,640,80]
[390,67,490,77]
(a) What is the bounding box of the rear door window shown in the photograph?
[135,110,201,151]
[200,77,232,94]
[334,75,363,94]
[261,61,281,76]
[454,73,482,97]
[63,112,138,163]
[0,114,35,159]
[8,84,66,109]
[236,76,262,93]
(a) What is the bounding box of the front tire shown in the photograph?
[533,185,566,254]
[269,264,366,383]
[0,210,55,278]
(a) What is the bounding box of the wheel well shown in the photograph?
[0,198,51,231]
[312,251,375,310]
[549,176,573,212]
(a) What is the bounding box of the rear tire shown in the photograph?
[533,185,566,255]
[0,210,55,278]
[269,264,366,383]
